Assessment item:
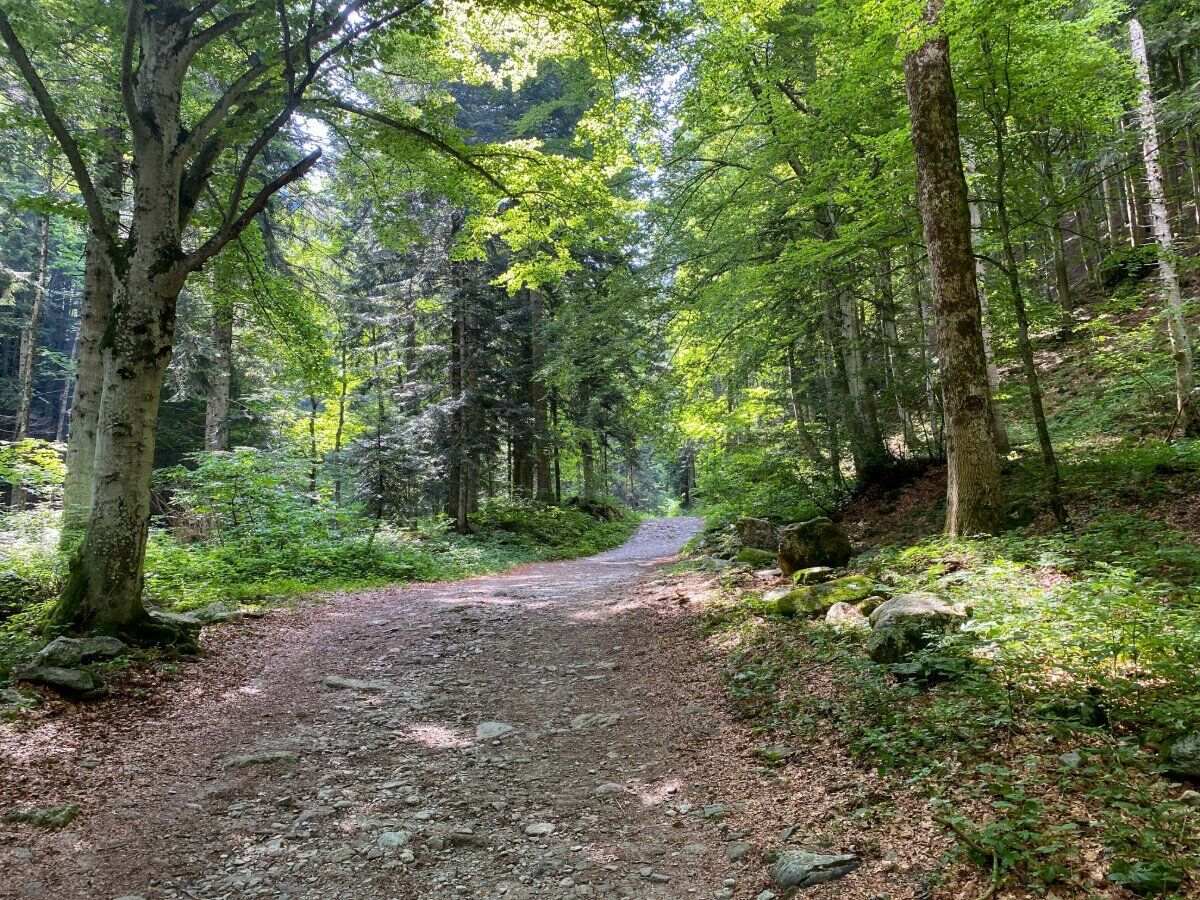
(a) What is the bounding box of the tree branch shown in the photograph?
[318,98,514,197]
[185,149,321,274]
[0,11,121,267]
[121,0,148,144]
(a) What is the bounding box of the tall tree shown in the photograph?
[903,0,1004,535]
[1130,16,1200,436]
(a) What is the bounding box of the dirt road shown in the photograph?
[2,517,804,900]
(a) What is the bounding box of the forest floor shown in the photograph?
[1,516,911,900]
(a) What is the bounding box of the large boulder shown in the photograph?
[775,574,875,618]
[777,518,852,576]
[736,517,780,552]
[1163,732,1200,780]
[769,849,860,890]
[866,592,966,664]
[35,635,126,668]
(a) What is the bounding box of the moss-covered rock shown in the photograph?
[777,518,852,575]
[792,566,835,585]
[775,574,875,618]
[734,547,777,567]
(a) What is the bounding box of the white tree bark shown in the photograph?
[1131,17,1200,435]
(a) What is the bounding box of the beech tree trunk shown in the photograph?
[904,0,1003,535]
[203,296,234,451]
[1131,18,1200,436]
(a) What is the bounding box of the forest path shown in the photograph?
[1,517,790,900]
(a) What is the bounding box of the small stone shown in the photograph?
[320,675,390,693]
[524,822,555,837]
[595,783,622,797]
[755,893,779,900]
[476,722,514,740]
[726,841,752,863]
[378,831,410,849]
[570,712,620,729]
[700,803,728,820]
[648,873,669,884]
[1178,790,1200,807]
[222,750,300,768]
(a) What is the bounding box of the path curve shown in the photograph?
[0,516,793,900]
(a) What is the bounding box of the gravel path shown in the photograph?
[1,517,790,900]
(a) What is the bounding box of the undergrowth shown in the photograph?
[697,436,1200,896]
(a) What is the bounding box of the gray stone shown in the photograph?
[700,803,728,820]
[866,592,966,664]
[16,666,106,698]
[777,519,852,576]
[476,721,514,740]
[1178,790,1200,807]
[3,805,79,830]
[189,602,244,624]
[825,602,868,629]
[524,822,555,837]
[222,750,300,768]
[570,712,620,729]
[595,783,622,797]
[726,841,752,863]
[35,636,126,668]
[736,518,780,552]
[1163,731,1200,779]
[755,893,779,900]
[769,849,860,889]
[320,675,391,693]
[377,831,410,849]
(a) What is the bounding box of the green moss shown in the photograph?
[775,574,875,617]
[735,547,777,567]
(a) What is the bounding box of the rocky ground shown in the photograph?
[1,518,940,900]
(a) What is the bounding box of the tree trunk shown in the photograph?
[15,204,50,441]
[332,341,348,508]
[875,249,919,452]
[203,296,234,451]
[904,0,1003,535]
[1131,18,1200,436]
[1101,170,1128,250]
[966,151,1010,453]
[530,288,552,502]
[61,137,123,534]
[785,340,833,472]
[984,39,1067,525]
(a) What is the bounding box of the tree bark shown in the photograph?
[203,295,234,451]
[15,203,50,441]
[966,152,1010,454]
[1131,18,1200,436]
[983,39,1066,525]
[904,0,1003,535]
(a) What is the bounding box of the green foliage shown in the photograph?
[0,439,65,501]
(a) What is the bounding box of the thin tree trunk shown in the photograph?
[15,200,51,440]
[966,151,1011,453]
[1131,18,1200,436]
[785,340,832,471]
[332,341,348,508]
[904,0,1004,535]
[984,39,1067,525]
[203,295,234,451]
